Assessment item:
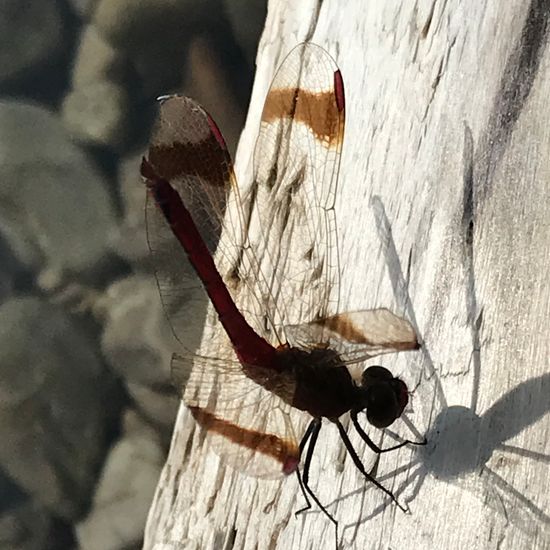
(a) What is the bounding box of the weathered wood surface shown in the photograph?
[144,1,550,549]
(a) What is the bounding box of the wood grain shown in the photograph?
[144,1,550,549]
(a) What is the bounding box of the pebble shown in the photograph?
[0,101,117,282]
[0,0,64,84]
[0,297,120,520]
[76,410,164,550]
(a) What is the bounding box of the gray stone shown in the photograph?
[0,296,117,519]
[109,153,150,264]
[92,0,214,94]
[0,233,22,303]
[61,80,130,149]
[0,498,52,550]
[0,101,117,282]
[68,0,100,20]
[71,24,127,88]
[0,0,64,84]
[127,381,178,434]
[76,410,164,550]
[223,0,266,64]
[93,0,191,50]
[100,275,178,386]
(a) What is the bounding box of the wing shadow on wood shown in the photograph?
[384,376,550,541]
[295,194,443,538]
[337,196,550,543]
[342,15,550,538]
[322,196,444,544]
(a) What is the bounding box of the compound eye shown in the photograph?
[361,365,393,388]
[365,384,400,428]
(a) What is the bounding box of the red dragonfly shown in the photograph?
[141,43,424,534]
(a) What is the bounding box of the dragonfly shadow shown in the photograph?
[382,372,550,541]
[345,195,550,543]
[339,28,550,535]
[423,372,550,481]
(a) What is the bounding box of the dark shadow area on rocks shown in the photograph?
[0,1,267,548]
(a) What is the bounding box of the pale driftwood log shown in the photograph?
[144,1,550,549]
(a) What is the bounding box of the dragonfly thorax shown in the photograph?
[272,345,360,420]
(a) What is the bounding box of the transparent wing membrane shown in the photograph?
[172,351,302,478]
[141,45,418,480]
[145,96,242,349]
[250,43,345,342]
[284,308,419,363]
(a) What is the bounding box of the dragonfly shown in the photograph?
[140,43,424,539]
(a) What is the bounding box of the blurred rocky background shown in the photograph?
[0,0,266,548]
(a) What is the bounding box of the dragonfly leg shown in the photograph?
[295,418,317,514]
[295,418,325,516]
[295,419,339,546]
[351,411,427,454]
[335,419,409,513]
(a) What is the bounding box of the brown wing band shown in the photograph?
[189,406,300,474]
[262,87,343,145]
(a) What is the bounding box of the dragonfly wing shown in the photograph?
[250,43,345,340]
[143,45,346,350]
[143,96,249,348]
[171,352,303,479]
[285,308,419,362]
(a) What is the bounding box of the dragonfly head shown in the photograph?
[358,365,409,428]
